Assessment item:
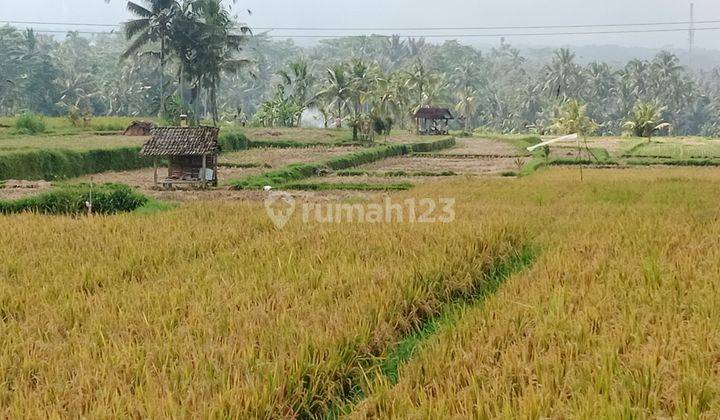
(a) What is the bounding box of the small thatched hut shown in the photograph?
[414,107,454,135]
[124,121,156,136]
[140,126,220,188]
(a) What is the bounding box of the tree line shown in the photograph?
[2,1,720,136]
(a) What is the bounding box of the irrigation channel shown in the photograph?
[329,245,538,418]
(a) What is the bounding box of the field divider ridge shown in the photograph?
[229,137,456,190]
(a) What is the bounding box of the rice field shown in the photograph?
[351,168,720,418]
[220,146,358,168]
[3,126,720,417]
[358,155,525,175]
[0,196,524,417]
[626,139,720,159]
[0,134,146,154]
[0,116,148,138]
[242,127,353,144]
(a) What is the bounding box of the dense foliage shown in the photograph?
[2,14,720,135]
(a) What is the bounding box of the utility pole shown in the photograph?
[689,2,695,68]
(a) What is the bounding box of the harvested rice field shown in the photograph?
[359,155,526,175]
[220,146,359,168]
[432,137,522,157]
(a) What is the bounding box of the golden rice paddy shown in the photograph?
[2,166,720,417]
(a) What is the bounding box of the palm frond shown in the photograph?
[124,18,151,40]
[121,31,152,60]
[126,1,153,18]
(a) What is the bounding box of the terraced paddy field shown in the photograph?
[220,146,359,168]
[358,155,526,176]
[242,127,353,145]
[625,138,720,159]
[3,167,720,417]
[0,134,146,154]
[431,137,523,157]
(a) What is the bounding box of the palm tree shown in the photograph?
[319,65,352,127]
[382,35,409,71]
[624,102,670,142]
[551,100,597,138]
[122,0,181,117]
[181,0,251,125]
[278,59,316,127]
[455,88,478,132]
[543,48,582,100]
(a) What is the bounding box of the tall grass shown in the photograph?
[13,113,46,134]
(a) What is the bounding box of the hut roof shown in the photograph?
[414,107,454,119]
[140,126,220,156]
[124,120,156,136]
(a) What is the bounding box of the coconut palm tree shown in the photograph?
[543,48,582,100]
[319,65,352,127]
[278,59,316,127]
[180,0,251,125]
[122,0,181,117]
[455,88,478,132]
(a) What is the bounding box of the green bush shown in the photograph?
[14,113,46,134]
[218,131,250,152]
[0,183,148,215]
[0,147,154,181]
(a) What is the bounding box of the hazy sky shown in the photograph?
[5,0,720,50]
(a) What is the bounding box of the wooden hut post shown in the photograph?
[213,155,218,187]
[153,158,158,187]
[201,153,207,189]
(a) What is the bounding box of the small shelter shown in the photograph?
[140,126,220,189]
[414,107,454,135]
[124,120,156,136]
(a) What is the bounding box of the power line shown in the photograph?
[5,18,720,32]
[254,20,720,31]
[24,26,720,39]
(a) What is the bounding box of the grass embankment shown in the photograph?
[0,193,526,417]
[229,138,455,190]
[0,131,249,182]
[0,147,154,181]
[282,182,414,191]
[337,170,457,177]
[350,169,720,418]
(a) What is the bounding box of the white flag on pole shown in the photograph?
[527,133,579,152]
